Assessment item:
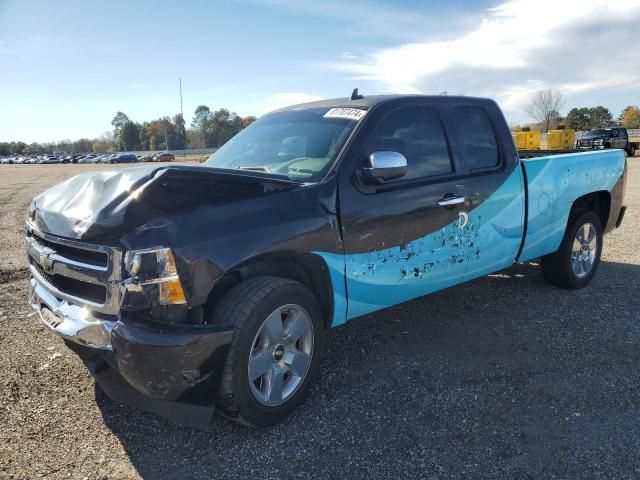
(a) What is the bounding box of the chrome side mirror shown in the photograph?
[362,151,408,183]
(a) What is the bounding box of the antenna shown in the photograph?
[351,88,364,100]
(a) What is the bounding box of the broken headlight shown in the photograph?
[124,248,187,305]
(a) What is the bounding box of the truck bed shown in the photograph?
[518,149,626,262]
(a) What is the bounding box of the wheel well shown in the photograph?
[203,253,334,328]
[570,191,610,229]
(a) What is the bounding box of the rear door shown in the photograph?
[337,102,472,320]
[445,104,525,283]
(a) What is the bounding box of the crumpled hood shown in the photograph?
[28,164,298,241]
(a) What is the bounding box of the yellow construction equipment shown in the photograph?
[545,129,576,150]
[512,130,541,150]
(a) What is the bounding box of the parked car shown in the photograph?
[40,155,60,164]
[576,127,638,156]
[25,94,627,428]
[108,153,138,164]
[138,153,154,162]
[0,157,12,164]
[78,155,99,164]
[152,152,175,162]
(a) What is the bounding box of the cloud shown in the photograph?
[238,0,477,40]
[331,0,640,120]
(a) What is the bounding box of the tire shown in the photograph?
[541,211,603,289]
[628,145,636,157]
[211,276,325,426]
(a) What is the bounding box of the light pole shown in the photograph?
[179,78,186,161]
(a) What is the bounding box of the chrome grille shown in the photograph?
[26,224,122,314]
[30,259,107,304]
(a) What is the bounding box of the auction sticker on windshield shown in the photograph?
[323,108,367,121]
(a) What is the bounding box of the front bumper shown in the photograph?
[576,144,605,150]
[29,277,234,428]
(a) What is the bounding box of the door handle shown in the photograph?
[437,196,465,207]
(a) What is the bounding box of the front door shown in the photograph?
[337,104,472,321]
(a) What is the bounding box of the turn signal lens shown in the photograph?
[158,278,187,305]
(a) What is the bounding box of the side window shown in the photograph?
[611,129,619,137]
[453,106,499,171]
[366,106,452,181]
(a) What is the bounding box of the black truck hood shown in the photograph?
[28,164,300,241]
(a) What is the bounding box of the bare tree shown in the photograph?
[525,89,564,132]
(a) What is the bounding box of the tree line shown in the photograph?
[518,88,640,132]
[0,106,256,156]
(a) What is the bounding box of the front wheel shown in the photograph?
[541,211,603,289]
[628,144,636,157]
[212,276,324,426]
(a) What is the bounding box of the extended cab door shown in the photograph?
[611,128,628,150]
[337,102,472,321]
[447,104,525,283]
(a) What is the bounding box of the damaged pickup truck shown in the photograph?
[27,93,627,427]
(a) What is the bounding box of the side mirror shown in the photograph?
[362,151,408,183]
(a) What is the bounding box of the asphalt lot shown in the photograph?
[0,161,639,479]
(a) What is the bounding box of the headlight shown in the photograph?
[124,248,187,305]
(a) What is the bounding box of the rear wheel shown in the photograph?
[541,211,603,289]
[628,144,636,157]
[212,276,324,426]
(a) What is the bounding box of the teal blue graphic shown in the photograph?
[316,150,625,327]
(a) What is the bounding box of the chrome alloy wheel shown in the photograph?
[571,222,597,278]
[248,304,314,406]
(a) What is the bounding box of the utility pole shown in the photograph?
[179,78,186,161]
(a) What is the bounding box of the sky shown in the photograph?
[1,0,639,143]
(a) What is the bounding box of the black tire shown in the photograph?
[628,145,636,157]
[541,211,603,289]
[211,276,324,426]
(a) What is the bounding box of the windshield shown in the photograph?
[585,129,609,137]
[204,107,361,182]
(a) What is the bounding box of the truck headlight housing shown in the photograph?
[124,248,187,305]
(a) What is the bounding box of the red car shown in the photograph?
[152,152,175,162]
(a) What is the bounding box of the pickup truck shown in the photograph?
[576,127,637,156]
[26,94,627,428]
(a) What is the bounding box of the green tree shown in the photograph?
[172,114,186,150]
[192,105,212,147]
[565,107,591,131]
[588,106,614,128]
[138,122,150,150]
[119,121,140,151]
[111,111,130,136]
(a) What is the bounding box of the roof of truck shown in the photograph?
[273,94,495,112]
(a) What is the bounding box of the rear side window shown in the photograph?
[366,106,452,181]
[454,106,499,171]
[614,128,627,139]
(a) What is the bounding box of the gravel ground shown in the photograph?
[0,161,639,480]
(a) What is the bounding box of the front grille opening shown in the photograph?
[31,260,107,304]
[28,231,108,268]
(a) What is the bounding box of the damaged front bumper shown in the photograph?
[29,277,233,429]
